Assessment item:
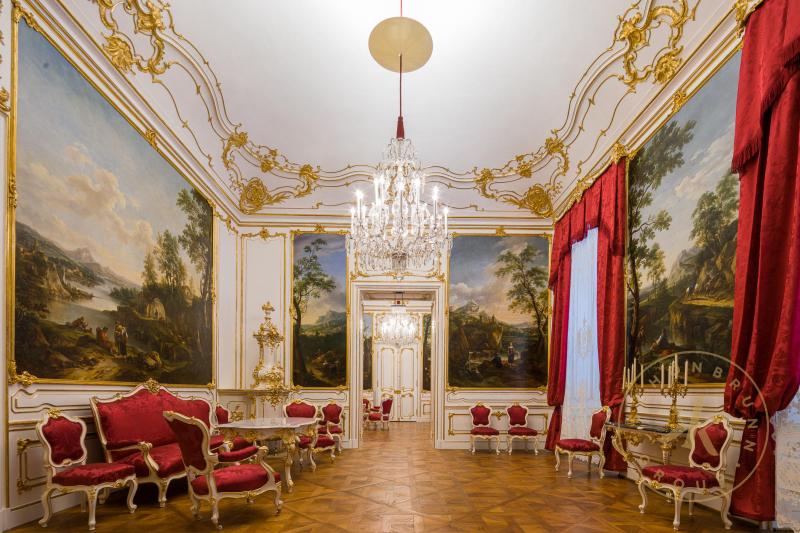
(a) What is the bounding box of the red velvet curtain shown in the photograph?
[546,160,627,471]
[725,0,800,522]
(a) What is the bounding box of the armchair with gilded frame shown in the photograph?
[554,405,611,478]
[637,414,734,531]
[35,410,138,531]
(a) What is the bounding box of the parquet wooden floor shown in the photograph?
[11,423,759,532]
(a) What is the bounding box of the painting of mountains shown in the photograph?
[12,22,213,385]
[448,235,549,388]
[626,52,741,385]
[291,233,347,387]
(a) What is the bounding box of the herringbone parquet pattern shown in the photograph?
[11,423,758,532]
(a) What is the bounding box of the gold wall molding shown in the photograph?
[47,0,732,219]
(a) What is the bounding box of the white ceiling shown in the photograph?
[54,0,738,222]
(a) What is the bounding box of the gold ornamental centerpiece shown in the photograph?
[251,303,293,408]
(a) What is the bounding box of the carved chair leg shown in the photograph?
[554,448,561,471]
[38,487,55,527]
[567,453,574,478]
[688,493,694,516]
[157,480,169,508]
[273,486,283,515]
[308,448,317,472]
[719,492,732,529]
[507,436,513,455]
[98,488,109,505]
[532,437,539,455]
[210,497,221,530]
[189,494,201,519]
[329,447,336,462]
[126,478,138,513]
[598,451,606,478]
[470,436,475,455]
[495,436,500,455]
[672,489,683,530]
[87,488,98,531]
[637,479,648,513]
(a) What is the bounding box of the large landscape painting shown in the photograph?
[626,53,740,384]
[422,313,431,391]
[363,313,373,390]
[12,23,213,385]
[448,235,549,388]
[291,232,347,387]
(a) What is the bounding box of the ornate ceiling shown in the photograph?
[30,0,744,224]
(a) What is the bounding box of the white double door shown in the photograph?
[374,340,419,421]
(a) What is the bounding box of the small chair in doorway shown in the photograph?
[319,402,345,453]
[469,403,500,455]
[367,394,393,430]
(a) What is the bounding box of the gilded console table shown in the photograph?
[217,417,317,492]
[605,422,687,476]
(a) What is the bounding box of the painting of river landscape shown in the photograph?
[363,313,373,390]
[12,23,213,385]
[291,232,347,387]
[626,53,740,385]
[448,235,549,388]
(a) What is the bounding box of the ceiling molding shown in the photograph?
[16,0,746,223]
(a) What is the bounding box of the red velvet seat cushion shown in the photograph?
[556,438,599,452]
[470,426,499,436]
[298,435,336,449]
[210,434,225,450]
[218,445,259,463]
[642,465,719,488]
[230,437,254,451]
[190,464,279,495]
[368,412,382,421]
[116,442,185,477]
[53,463,135,486]
[508,426,537,436]
[327,426,343,434]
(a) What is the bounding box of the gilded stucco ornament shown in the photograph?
[102,35,135,72]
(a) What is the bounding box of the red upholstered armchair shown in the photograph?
[554,406,610,478]
[320,402,345,453]
[283,400,336,470]
[163,411,282,529]
[366,394,393,430]
[638,415,734,530]
[469,403,500,455]
[214,404,253,452]
[36,409,138,531]
[90,380,227,507]
[505,403,539,455]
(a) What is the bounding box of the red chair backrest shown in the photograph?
[215,405,230,424]
[322,403,343,424]
[40,415,85,466]
[381,397,393,415]
[470,404,492,426]
[507,404,528,427]
[285,401,317,418]
[691,419,730,469]
[163,412,211,472]
[589,408,609,440]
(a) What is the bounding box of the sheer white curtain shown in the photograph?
[561,228,601,440]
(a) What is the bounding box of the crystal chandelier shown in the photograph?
[379,294,418,346]
[348,5,451,277]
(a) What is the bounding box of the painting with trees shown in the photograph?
[626,53,740,384]
[448,235,549,388]
[363,313,373,390]
[12,23,213,385]
[291,233,347,387]
[422,313,431,391]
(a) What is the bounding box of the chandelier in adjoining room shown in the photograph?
[347,3,451,278]
[379,293,418,346]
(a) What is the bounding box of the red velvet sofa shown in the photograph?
[90,379,224,507]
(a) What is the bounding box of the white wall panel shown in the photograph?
[216,219,238,389]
